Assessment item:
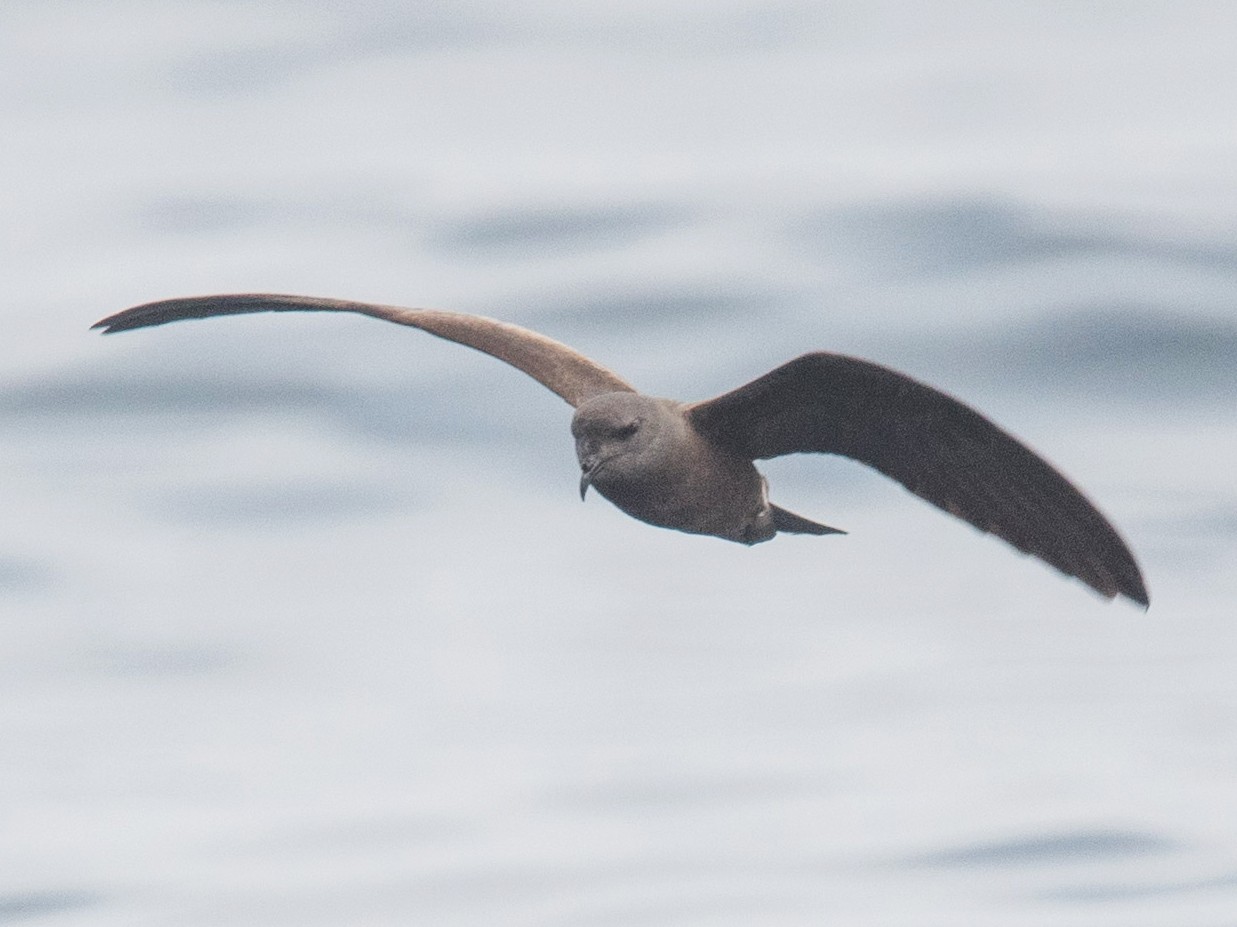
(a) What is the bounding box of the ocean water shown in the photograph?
[3,2,1236,924]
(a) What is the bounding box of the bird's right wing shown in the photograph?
[93,294,637,408]
[687,352,1148,605]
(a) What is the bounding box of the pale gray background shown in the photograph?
[2,2,1236,924]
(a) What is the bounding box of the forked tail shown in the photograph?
[771,505,845,536]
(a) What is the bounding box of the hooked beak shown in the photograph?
[578,452,604,501]
[577,444,603,501]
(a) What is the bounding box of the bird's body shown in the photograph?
[573,392,790,544]
[94,293,1149,606]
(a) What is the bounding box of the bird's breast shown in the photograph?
[591,428,766,541]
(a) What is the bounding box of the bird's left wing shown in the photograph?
[93,294,637,407]
[686,352,1148,605]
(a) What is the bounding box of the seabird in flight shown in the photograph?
[94,294,1149,606]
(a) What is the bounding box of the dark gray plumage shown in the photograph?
[93,294,1149,606]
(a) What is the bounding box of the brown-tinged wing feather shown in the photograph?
[687,352,1148,605]
[92,294,636,407]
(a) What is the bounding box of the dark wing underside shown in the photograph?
[687,352,1148,606]
[92,294,636,408]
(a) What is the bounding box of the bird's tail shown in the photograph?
[771,505,846,536]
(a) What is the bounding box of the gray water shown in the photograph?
[3,2,1236,924]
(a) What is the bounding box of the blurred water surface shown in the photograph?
[3,2,1236,924]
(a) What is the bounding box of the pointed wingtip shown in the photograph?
[1115,568,1150,610]
[1097,573,1148,610]
[91,310,143,334]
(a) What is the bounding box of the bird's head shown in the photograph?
[571,392,669,499]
